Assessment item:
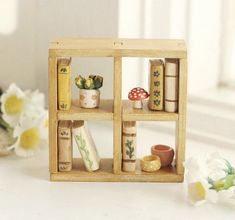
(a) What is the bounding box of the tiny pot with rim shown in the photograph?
[151,144,174,167]
[79,89,100,108]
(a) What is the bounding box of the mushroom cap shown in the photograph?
[128,87,149,101]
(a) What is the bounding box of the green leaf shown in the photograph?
[88,74,96,80]
[84,78,95,89]
[94,75,103,89]
[75,75,85,89]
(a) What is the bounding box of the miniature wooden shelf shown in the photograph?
[57,99,113,121]
[49,38,187,182]
[122,100,178,121]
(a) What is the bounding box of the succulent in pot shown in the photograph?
[75,74,103,108]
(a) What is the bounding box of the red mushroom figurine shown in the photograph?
[128,87,149,109]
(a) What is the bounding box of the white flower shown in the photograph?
[0,83,27,127]
[0,84,46,128]
[25,89,45,110]
[217,186,235,206]
[206,152,228,181]
[184,153,235,206]
[9,109,48,157]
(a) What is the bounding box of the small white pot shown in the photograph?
[79,89,100,108]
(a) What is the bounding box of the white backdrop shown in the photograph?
[0,0,234,99]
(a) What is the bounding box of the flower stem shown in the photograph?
[0,116,10,131]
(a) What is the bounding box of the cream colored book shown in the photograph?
[58,120,72,171]
[57,58,71,110]
[72,121,100,171]
[165,58,179,112]
[122,121,137,172]
[148,59,164,110]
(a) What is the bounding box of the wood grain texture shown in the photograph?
[113,57,122,174]
[50,158,183,182]
[176,58,187,174]
[48,56,58,173]
[123,100,178,121]
[57,99,113,121]
[49,38,187,58]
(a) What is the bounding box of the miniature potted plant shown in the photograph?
[75,74,103,108]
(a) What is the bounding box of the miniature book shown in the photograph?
[73,121,100,171]
[122,121,137,172]
[165,58,179,112]
[57,57,72,110]
[58,120,72,171]
[148,59,164,110]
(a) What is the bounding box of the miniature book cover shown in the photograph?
[148,59,164,110]
[58,120,72,171]
[73,121,100,171]
[122,121,137,172]
[57,57,72,110]
[165,58,179,112]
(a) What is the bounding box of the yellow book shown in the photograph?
[148,59,164,110]
[57,58,71,110]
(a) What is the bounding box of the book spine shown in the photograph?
[73,121,100,171]
[57,58,71,110]
[165,59,179,112]
[122,121,136,172]
[58,121,72,171]
[148,60,164,110]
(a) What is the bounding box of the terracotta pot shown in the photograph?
[79,89,100,108]
[151,144,174,167]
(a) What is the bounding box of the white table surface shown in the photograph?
[0,123,235,220]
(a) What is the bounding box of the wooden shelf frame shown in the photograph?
[48,38,187,182]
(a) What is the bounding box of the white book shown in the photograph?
[72,121,100,171]
[165,58,179,112]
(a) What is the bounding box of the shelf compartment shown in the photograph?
[51,158,113,182]
[57,99,113,120]
[50,158,183,182]
[122,100,178,121]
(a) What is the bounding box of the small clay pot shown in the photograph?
[151,145,174,167]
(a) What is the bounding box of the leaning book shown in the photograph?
[72,121,100,171]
